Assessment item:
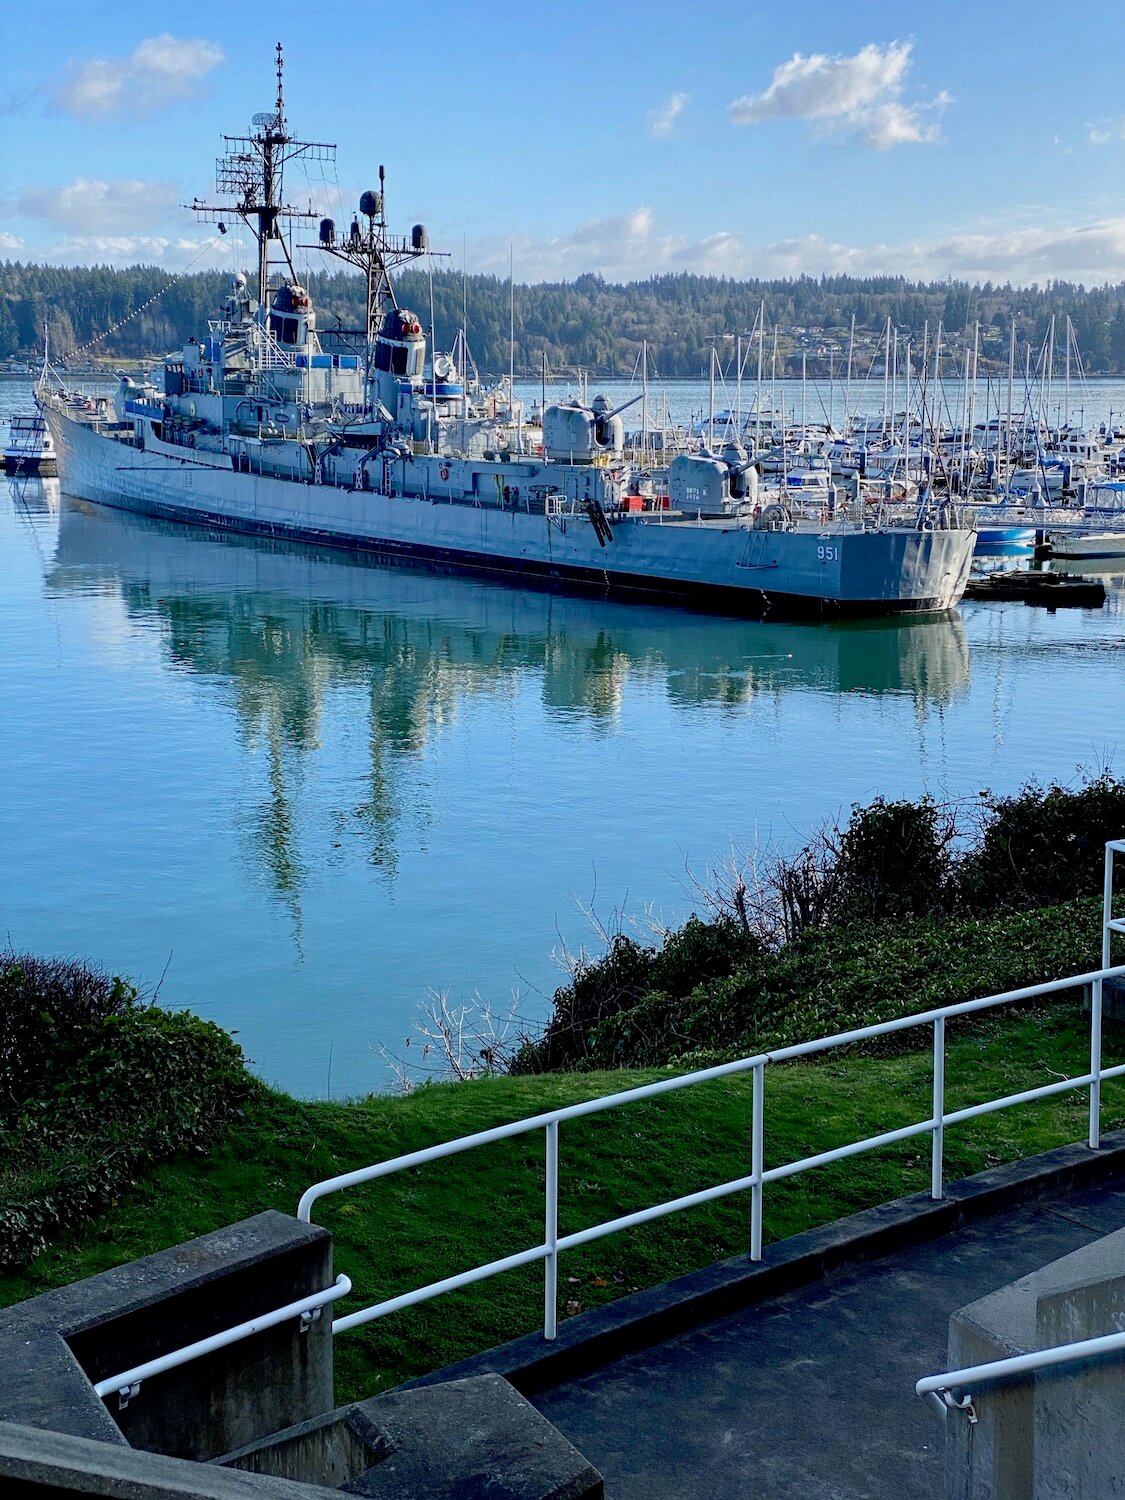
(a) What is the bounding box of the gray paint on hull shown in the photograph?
[46,410,974,619]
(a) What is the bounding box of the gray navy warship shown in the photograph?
[41,46,974,619]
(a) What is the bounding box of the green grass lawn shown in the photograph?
[2,1004,1122,1405]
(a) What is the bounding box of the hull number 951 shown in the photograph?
[817,545,840,563]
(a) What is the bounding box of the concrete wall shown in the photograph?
[0,1222,602,1499]
[0,1212,334,1463]
[217,1406,385,1486]
[944,1224,1125,1498]
[1033,1255,1125,1499]
[0,1418,339,1499]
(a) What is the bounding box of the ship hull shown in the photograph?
[4,454,57,476]
[46,409,974,619]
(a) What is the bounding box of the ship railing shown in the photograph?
[544,492,570,517]
[248,322,297,371]
[296,841,1125,1345]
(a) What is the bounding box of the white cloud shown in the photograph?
[470,207,1125,287]
[38,235,228,268]
[1089,115,1125,145]
[0,232,26,253]
[648,92,689,138]
[473,207,749,283]
[723,219,1125,285]
[18,178,180,233]
[728,41,949,149]
[51,35,224,119]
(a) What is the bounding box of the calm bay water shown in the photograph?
[2,377,1123,1097]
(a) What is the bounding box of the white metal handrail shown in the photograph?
[91,1274,351,1407]
[916,1328,1125,1419]
[301,842,1124,1343]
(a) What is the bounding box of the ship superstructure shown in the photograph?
[39,47,975,618]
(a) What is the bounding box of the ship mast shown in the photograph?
[189,43,335,305]
[304,175,445,344]
[302,173,448,380]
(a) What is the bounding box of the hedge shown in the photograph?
[1,1000,252,1270]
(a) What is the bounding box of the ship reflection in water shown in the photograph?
[46,498,970,910]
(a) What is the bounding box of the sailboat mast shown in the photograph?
[1014,322,1020,468]
[932,322,943,472]
[641,339,649,461]
[894,325,906,447]
[959,345,970,491]
[708,344,716,451]
[756,301,765,448]
[461,237,469,418]
[735,334,742,436]
[509,243,515,408]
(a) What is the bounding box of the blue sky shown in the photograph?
[1,0,1123,285]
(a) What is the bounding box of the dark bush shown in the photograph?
[648,916,762,999]
[585,899,1103,1069]
[513,776,1123,1075]
[512,918,762,1073]
[0,956,254,1270]
[0,950,137,1118]
[513,934,656,1073]
[828,796,955,925]
[956,774,1125,913]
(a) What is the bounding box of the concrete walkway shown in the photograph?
[531,1177,1125,1500]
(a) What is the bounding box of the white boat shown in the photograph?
[1082,479,1125,523]
[689,410,747,445]
[4,412,57,475]
[1049,530,1125,559]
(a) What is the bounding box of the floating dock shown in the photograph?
[963,571,1106,608]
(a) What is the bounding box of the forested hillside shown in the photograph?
[3,261,1124,377]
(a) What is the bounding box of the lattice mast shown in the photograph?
[303,168,436,346]
[189,43,335,305]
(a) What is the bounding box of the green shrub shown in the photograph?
[516,777,1123,1076]
[956,773,1125,913]
[512,933,656,1073]
[512,918,761,1074]
[0,950,138,1119]
[0,999,253,1271]
[828,796,955,924]
[648,916,762,998]
[586,899,1102,1069]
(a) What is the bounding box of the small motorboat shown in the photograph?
[4,411,57,475]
